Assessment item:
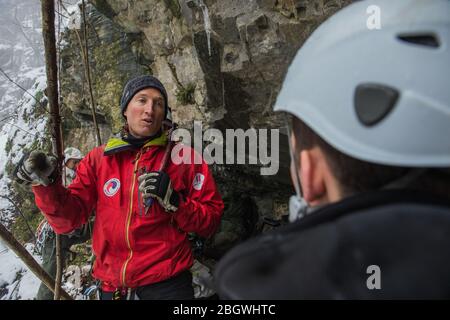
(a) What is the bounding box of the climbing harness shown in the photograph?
[35,219,55,255]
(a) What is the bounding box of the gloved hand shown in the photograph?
[138,171,180,212]
[15,150,58,186]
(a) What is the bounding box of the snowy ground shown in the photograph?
[0,241,41,300]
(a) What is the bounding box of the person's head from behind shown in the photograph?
[64,147,84,170]
[275,0,450,217]
[120,75,169,138]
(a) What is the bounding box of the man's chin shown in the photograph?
[135,128,160,138]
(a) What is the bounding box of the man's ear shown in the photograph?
[299,148,326,205]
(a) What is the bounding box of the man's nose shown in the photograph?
[143,100,155,115]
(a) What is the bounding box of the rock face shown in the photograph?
[88,0,351,129]
[59,0,352,255]
[59,3,150,151]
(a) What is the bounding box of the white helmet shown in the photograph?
[275,0,450,167]
[64,147,84,165]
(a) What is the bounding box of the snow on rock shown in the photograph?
[62,0,83,30]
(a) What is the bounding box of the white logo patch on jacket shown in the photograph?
[103,178,121,197]
[192,173,205,191]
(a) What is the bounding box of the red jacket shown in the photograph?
[32,140,224,290]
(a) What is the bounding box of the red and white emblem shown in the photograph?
[103,178,120,197]
[192,173,205,191]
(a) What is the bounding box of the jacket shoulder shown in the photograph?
[87,145,105,158]
[81,145,106,171]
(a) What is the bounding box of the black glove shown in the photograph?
[138,171,180,212]
[14,150,58,186]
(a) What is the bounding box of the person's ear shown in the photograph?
[299,148,326,205]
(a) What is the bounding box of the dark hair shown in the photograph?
[292,117,450,199]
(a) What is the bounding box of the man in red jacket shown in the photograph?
[16,75,224,300]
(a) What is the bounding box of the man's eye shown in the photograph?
[138,98,146,104]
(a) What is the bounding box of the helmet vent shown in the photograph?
[354,84,399,127]
[397,33,440,48]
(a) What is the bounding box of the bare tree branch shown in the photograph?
[0,67,44,108]
[41,0,64,301]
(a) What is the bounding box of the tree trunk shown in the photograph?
[41,0,64,300]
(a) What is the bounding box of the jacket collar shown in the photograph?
[214,189,450,299]
[104,131,167,156]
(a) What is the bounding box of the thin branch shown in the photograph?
[3,122,41,139]
[81,0,102,145]
[0,195,37,244]
[54,9,69,19]
[59,1,72,16]
[0,68,43,107]
[57,0,63,107]
[0,115,18,123]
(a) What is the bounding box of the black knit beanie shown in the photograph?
[120,75,169,118]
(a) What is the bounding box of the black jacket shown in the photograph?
[214,190,450,299]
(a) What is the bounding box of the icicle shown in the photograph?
[194,0,212,57]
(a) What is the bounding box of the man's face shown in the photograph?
[66,158,81,170]
[124,87,165,138]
